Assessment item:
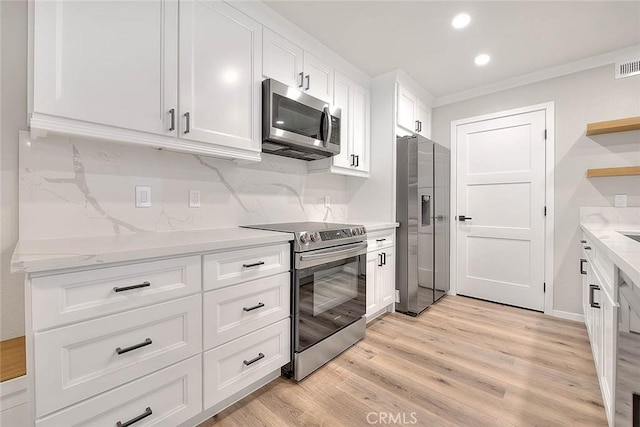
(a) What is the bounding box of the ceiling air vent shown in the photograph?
[615,57,640,79]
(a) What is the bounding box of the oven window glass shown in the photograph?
[296,255,366,352]
[272,93,322,139]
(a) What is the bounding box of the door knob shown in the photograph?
[458,215,472,221]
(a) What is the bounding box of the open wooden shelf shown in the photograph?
[586,166,640,178]
[586,116,640,136]
[0,336,26,382]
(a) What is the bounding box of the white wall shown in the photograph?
[1,0,27,340]
[19,132,348,240]
[432,65,640,316]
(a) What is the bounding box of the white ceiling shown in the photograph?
[263,1,640,98]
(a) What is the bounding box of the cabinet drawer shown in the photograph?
[367,229,395,250]
[32,256,201,330]
[203,318,290,410]
[204,272,290,350]
[35,295,202,417]
[37,355,202,427]
[203,243,290,291]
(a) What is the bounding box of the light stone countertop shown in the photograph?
[580,207,640,288]
[11,228,294,274]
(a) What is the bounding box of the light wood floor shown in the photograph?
[200,295,607,427]
[0,336,26,382]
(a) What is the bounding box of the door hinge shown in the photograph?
[544,206,547,216]
[543,282,546,293]
[544,129,547,140]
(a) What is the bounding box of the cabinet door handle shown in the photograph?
[242,261,265,268]
[113,281,151,293]
[580,258,587,275]
[382,252,387,265]
[378,253,383,267]
[168,109,175,131]
[299,72,304,88]
[243,302,265,312]
[116,407,153,427]
[305,75,310,90]
[243,352,265,366]
[116,338,152,355]
[589,284,601,309]
[184,112,190,134]
[355,155,360,167]
[415,120,420,132]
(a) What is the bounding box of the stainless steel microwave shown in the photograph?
[262,79,341,161]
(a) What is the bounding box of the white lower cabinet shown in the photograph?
[26,240,292,426]
[203,318,290,409]
[580,233,617,426]
[366,229,396,322]
[36,356,202,427]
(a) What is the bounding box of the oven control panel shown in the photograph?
[296,226,366,251]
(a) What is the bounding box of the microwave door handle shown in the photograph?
[322,106,332,147]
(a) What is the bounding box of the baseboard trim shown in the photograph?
[551,310,584,323]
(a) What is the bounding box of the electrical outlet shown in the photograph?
[395,289,400,303]
[135,186,151,208]
[324,195,331,208]
[615,194,628,207]
[189,189,201,208]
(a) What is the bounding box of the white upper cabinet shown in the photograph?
[417,101,432,138]
[262,28,304,89]
[308,70,370,177]
[397,85,418,133]
[33,0,178,136]
[179,0,262,154]
[331,71,352,169]
[396,84,431,137]
[303,52,334,103]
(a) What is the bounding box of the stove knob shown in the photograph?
[299,233,308,244]
[310,232,319,242]
[352,228,359,236]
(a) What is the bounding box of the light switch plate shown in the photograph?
[615,194,628,207]
[395,289,400,303]
[135,186,151,208]
[189,189,201,208]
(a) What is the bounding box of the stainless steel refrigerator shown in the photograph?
[396,135,450,316]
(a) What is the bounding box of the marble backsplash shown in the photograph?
[580,207,640,229]
[19,131,349,240]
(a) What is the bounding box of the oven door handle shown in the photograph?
[297,242,368,269]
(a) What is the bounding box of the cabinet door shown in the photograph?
[417,101,431,138]
[179,0,261,152]
[263,28,304,89]
[33,0,178,136]
[366,252,379,319]
[601,288,616,419]
[379,248,395,307]
[303,52,333,103]
[396,85,418,133]
[352,82,370,173]
[332,71,352,169]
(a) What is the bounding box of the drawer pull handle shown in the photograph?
[584,246,592,250]
[243,302,265,312]
[376,238,386,242]
[113,281,151,293]
[116,338,152,355]
[242,261,265,268]
[243,352,265,366]
[116,407,153,427]
[580,240,587,243]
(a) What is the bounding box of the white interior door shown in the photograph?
[456,110,546,311]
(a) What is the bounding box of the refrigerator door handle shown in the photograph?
[421,195,431,226]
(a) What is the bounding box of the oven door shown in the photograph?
[263,79,341,155]
[294,242,367,352]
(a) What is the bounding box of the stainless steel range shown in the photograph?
[243,222,367,380]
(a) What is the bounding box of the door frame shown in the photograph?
[449,102,555,315]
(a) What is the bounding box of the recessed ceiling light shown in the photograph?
[452,13,471,29]
[474,54,491,66]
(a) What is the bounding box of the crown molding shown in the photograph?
[433,45,640,107]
